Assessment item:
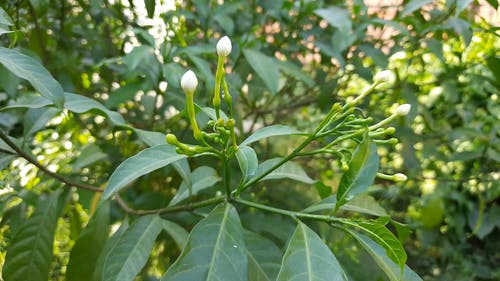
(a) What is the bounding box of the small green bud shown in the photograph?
[166,134,178,145]
[385,127,396,135]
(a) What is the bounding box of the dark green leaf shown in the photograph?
[277,60,314,87]
[254,158,315,184]
[101,215,163,281]
[243,49,280,94]
[67,202,110,281]
[340,228,421,281]
[447,18,472,46]
[161,203,247,281]
[401,0,433,17]
[244,230,282,281]
[236,145,259,183]
[277,221,348,281]
[304,194,388,217]
[0,93,53,110]
[3,190,61,281]
[168,166,221,206]
[145,0,155,18]
[93,219,129,281]
[103,144,187,200]
[134,128,167,146]
[0,47,64,107]
[241,125,304,146]
[339,218,407,273]
[335,134,379,209]
[72,144,108,171]
[486,56,500,82]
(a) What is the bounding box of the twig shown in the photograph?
[115,195,225,215]
[0,130,103,192]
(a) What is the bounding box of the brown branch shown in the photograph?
[0,130,103,192]
[115,195,225,215]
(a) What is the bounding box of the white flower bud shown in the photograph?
[394,173,408,182]
[396,104,411,116]
[216,36,232,57]
[374,70,396,84]
[180,70,198,93]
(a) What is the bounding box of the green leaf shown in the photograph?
[0,7,14,26]
[241,125,304,146]
[0,47,64,107]
[103,144,187,200]
[447,18,472,46]
[244,230,282,281]
[72,144,108,171]
[277,60,314,87]
[67,202,110,281]
[276,221,348,281]
[101,215,163,281]
[315,7,352,31]
[93,219,129,281]
[161,219,189,249]
[243,49,280,94]
[236,145,259,183]
[134,128,167,146]
[255,158,315,184]
[64,92,126,126]
[168,166,221,206]
[161,203,247,281]
[340,218,407,273]
[2,190,61,281]
[401,0,433,17]
[486,56,500,83]
[335,134,379,209]
[340,228,421,281]
[0,93,53,110]
[23,107,59,137]
[304,194,388,217]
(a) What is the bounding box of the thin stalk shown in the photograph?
[213,56,225,119]
[116,195,225,215]
[223,157,232,197]
[233,198,341,223]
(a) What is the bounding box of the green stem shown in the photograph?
[213,56,225,119]
[116,195,225,215]
[186,92,203,141]
[233,198,341,223]
[223,157,232,197]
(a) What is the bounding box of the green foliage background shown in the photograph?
[0,0,499,280]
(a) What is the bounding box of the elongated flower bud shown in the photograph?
[180,70,198,93]
[374,70,396,84]
[394,173,408,182]
[216,36,232,57]
[396,104,411,116]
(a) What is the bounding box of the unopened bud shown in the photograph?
[166,134,178,145]
[396,104,411,116]
[216,36,232,57]
[394,173,408,182]
[180,70,198,93]
[374,70,396,84]
[385,127,396,135]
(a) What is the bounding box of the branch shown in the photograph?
[115,195,225,215]
[0,130,103,192]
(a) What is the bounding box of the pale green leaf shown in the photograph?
[0,7,13,26]
[244,230,282,281]
[103,144,187,200]
[241,125,304,146]
[0,47,64,107]
[134,128,167,147]
[336,134,379,209]
[102,215,163,281]
[243,48,280,94]
[67,202,110,281]
[161,219,189,249]
[254,158,315,184]
[168,166,221,206]
[3,190,61,281]
[236,145,259,183]
[23,107,59,137]
[303,194,388,217]
[0,93,53,110]
[401,0,433,17]
[72,144,108,171]
[314,7,352,31]
[339,218,407,272]
[341,228,422,281]
[276,221,348,281]
[64,92,126,126]
[161,203,247,281]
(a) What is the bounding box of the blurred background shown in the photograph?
[0,0,499,280]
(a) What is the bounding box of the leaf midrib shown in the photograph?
[206,204,230,281]
[300,223,314,281]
